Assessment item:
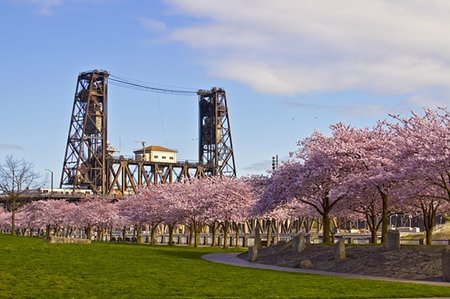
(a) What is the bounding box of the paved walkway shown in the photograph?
[202,253,450,287]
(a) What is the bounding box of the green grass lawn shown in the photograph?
[0,235,449,298]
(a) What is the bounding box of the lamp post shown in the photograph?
[45,169,54,194]
[271,154,278,170]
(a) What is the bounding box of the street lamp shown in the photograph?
[272,154,278,170]
[45,169,54,194]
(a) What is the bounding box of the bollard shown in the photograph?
[442,246,450,282]
[254,230,262,249]
[248,246,258,262]
[334,239,346,261]
[292,232,306,253]
[386,230,400,250]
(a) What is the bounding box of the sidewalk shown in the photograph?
[202,253,450,287]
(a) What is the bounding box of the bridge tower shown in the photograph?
[198,88,236,177]
[60,70,109,193]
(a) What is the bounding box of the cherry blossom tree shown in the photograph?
[132,187,167,244]
[258,159,343,244]
[387,108,450,244]
[207,176,256,248]
[155,183,187,246]
[177,178,217,247]
[338,182,383,243]
[325,123,400,243]
[0,208,11,233]
[258,122,401,244]
[250,174,315,243]
[21,200,77,237]
[69,198,118,240]
[331,122,399,243]
[284,131,354,243]
[393,181,450,245]
[247,174,280,245]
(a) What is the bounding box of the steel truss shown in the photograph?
[61,71,236,195]
[198,88,236,177]
[106,158,205,195]
[60,70,109,194]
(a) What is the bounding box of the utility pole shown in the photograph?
[136,140,146,160]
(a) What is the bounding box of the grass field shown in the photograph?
[1,235,450,298]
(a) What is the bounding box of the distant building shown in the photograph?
[134,145,177,163]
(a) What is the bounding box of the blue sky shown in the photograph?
[1,0,450,187]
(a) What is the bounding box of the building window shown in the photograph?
[162,156,167,159]
[154,155,158,159]
[169,157,174,160]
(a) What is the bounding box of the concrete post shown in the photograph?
[292,232,306,253]
[334,239,346,261]
[386,230,400,250]
[248,246,258,262]
[254,230,262,249]
[306,234,311,244]
[442,246,450,282]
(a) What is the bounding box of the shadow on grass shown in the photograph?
[144,244,244,261]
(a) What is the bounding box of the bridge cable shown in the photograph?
[109,75,198,96]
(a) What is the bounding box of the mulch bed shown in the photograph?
[238,241,446,281]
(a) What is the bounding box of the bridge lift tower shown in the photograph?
[198,88,236,177]
[60,70,109,194]
[60,70,236,195]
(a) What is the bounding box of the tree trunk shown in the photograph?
[86,227,92,240]
[234,223,239,247]
[194,222,199,248]
[188,223,194,246]
[150,223,158,245]
[424,225,433,245]
[266,219,272,247]
[45,224,50,239]
[223,221,229,249]
[122,226,126,243]
[99,228,104,242]
[322,212,331,244]
[136,226,142,244]
[380,191,389,244]
[168,224,174,246]
[11,207,16,236]
[422,203,436,246]
[366,213,378,244]
[321,195,332,244]
[369,228,377,244]
[275,220,280,245]
[296,218,301,233]
[211,222,218,247]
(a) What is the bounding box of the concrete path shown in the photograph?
[202,253,450,287]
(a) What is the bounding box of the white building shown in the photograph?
[134,145,177,163]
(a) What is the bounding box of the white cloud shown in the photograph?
[140,17,167,33]
[10,0,62,15]
[398,94,450,111]
[164,0,450,95]
[0,144,23,151]
[243,160,271,173]
[10,0,107,15]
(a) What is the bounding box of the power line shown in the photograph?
[109,75,198,96]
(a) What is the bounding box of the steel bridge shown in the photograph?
[60,70,236,195]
